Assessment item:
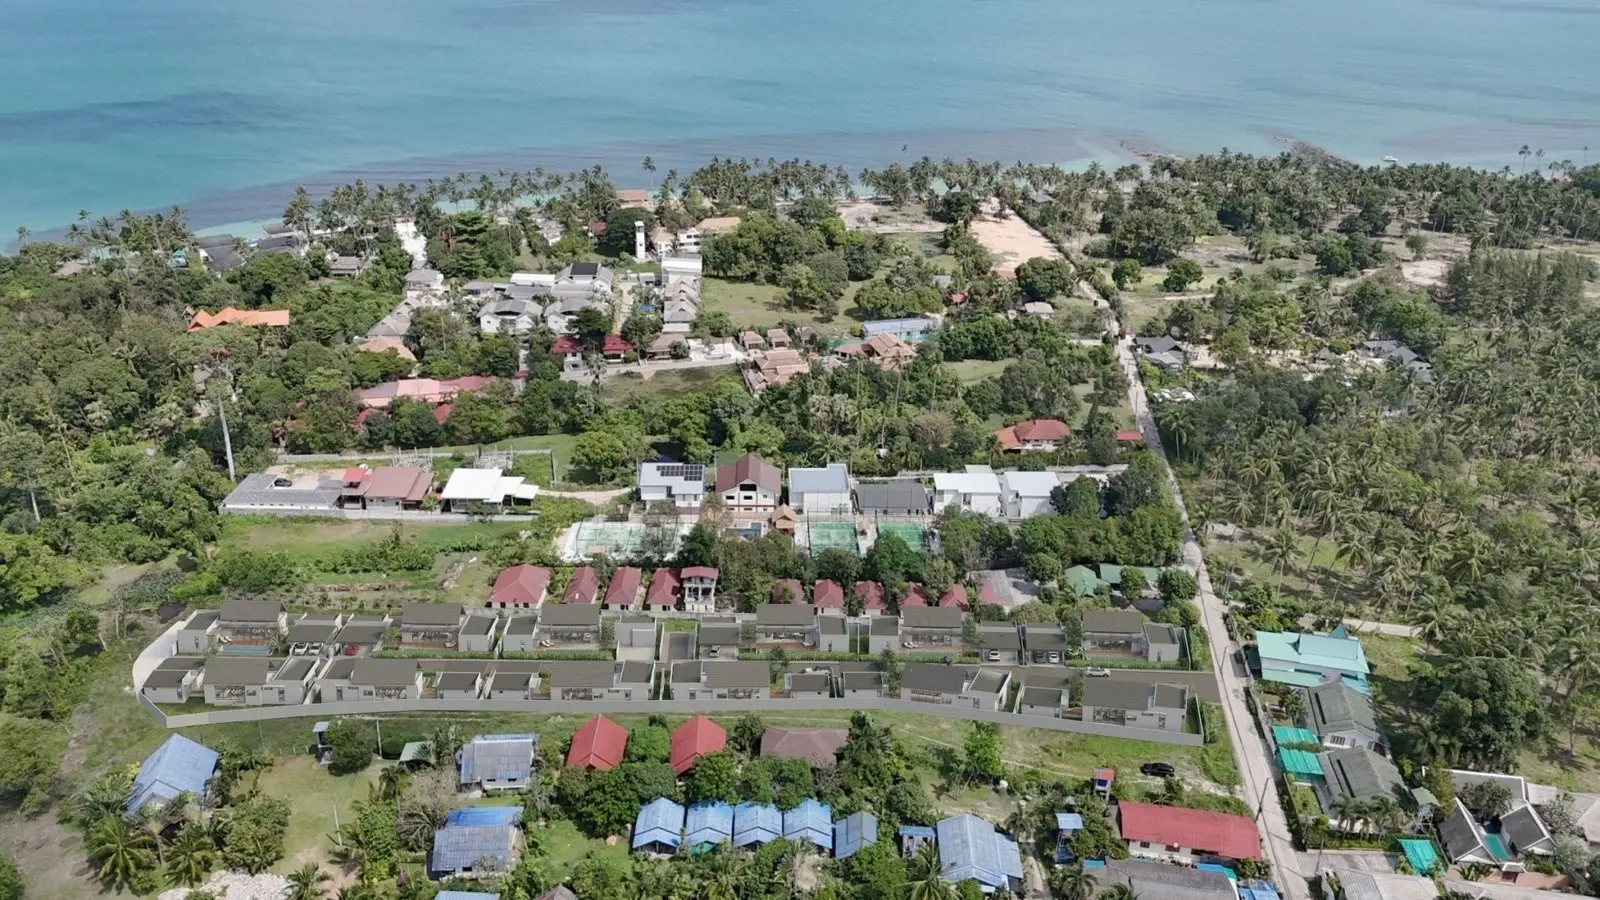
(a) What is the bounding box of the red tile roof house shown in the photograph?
[715,453,782,512]
[601,334,634,363]
[670,716,728,775]
[813,580,845,614]
[551,335,583,372]
[354,375,495,409]
[490,564,550,609]
[344,466,432,510]
[938,584,969,610]
[900,583,929,608]
[604,567,643,611]
[645,568,680,612]
[563,567,600,604]
[681,566,719,613]
[854,581,886,616]
[566,715,628,771]
[1115,800,1262,864]
[1117,429,1145,444]
[994,418,1071,453]
[773,579,805,604]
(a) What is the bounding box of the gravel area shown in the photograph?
[159,871,290,900]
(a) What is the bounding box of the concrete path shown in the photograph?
[1339,618,1418,638]
[1077,269,1309,900]
[538,487,629,504]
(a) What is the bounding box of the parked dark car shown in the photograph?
[1140,762,1176,777]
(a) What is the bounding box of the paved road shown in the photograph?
[1078,272,1308,899]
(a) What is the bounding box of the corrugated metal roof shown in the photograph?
[937,814,1023,889]
[733,802,782,847]
[128,735,218,812]
[430,824,516,873]
[632,797,685,850]
[834,811,878,859]
[446,806,523,827]
[459,735,535,787]
[782,799,833,851]
[685,801,733,846]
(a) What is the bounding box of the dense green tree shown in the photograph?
[684,750,739,804]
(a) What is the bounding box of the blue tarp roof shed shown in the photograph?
[446,806,523,827]
[633,797,686,851]
[834,811,879,860]
[937,814,1024,891]
[1056,813,1084,832]
[686,801,734,847]
[430,825,517,875]
[733,802,782,847]
[1238,880,1278,900]
[782,799,833,852]
[459,734,536,788]
[127,735,219,812]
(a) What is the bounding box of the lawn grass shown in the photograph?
[534,818,633,880]
[700,277,859,338]
[219,517,530,559]
[254,755,382,874]
[599,365,741,404]
[947,359,1008,384]
[1070,383,1134,428]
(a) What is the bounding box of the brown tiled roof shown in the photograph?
[760,727,847,767]
[715,453,781,494]
[564,567,599,604]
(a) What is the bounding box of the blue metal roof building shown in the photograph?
[445,806,523,827]
[782,799,833,852]
[733,802,782,848]
[685,801,734,849]
[127,735,219,812]
[834,811,878,860]
[458,734,537,791]
[430,825,517,877]
[937,814,1024,893]
[632,797,686,852]
[861,317,937,341]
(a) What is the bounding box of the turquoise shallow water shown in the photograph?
[1,0,1598,234]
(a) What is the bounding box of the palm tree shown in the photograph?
[376,765,406,801]
[337,886,380,900]
[1330,795,1366,834]
[76,771,133,826]
[88,816,158,888]
[287,863,332,900]
[164,824,216,887]
[1050,863,1096,900]
[1261,528,1302,595]
[906,842,957,900]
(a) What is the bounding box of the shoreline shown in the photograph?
[13,123,1582,246]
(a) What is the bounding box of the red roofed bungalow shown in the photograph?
[601,335,634,362]
[977,581,1000,607]
[1115,800,1261,862]
[604,567,643,610]
[645,568,680,612]
[937,584,968,609]
[567,715,628,771]
[564,567,600,604]
[341,468,367,486]
[431,403,452,425]
[671,716,728,775]
[772,579,804,604]
[1116,428,1145,444]
[900,583,928,607]
[854,581,886,615]
[995,418,1071,453]
[490,564,550,609]
[550,336,580,354]
[813,579,844,611]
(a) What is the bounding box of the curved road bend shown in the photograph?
[1078,275,1308,898]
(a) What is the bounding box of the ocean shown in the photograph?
[1,0,1597,236]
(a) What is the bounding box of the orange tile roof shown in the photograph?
[187,307,290,331]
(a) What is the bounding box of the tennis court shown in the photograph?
[877,521,928,550]
[806,521,859,557]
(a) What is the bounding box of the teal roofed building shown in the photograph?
[1063,566,1103,598]
[1254,629,1370,692]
